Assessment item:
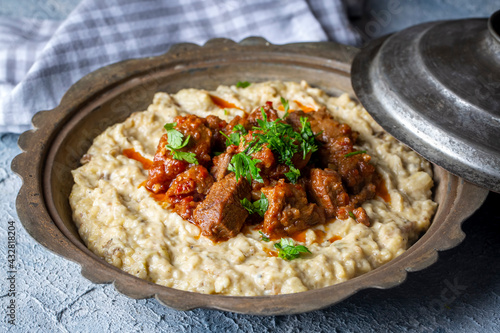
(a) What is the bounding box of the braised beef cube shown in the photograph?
[334,152,377,194]
[193,173,252,241]
[246,101,279,128]
[288,109,377,195]
[146,114,217,193]
[205,115,228,152]
[225,114,248,132]
[353,207,370,226]
[166,165,214,204]
[237,131,276,173]
[287,109,357,145]
[337,206,371,227]
[164,165,214,221]
[251,176,275,201]
[146,134,189,193]
[174,114,213,167]
[210,145,237,181]
[307,168,349,218]
[261,179,325,237]
[349,176,378,207]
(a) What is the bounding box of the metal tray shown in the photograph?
[11,38,488,315]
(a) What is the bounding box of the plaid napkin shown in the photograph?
[0,0,361,133]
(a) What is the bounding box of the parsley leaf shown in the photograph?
[241,193,268,217]
[164,122,185,148]
[273,238,311,260]
[170,150,198,164]
[284,166,301,184]
[233,124,247,134]
[344,150,367,158]
[228,152,263,183]
[221,131,241,146]
[163,122,199,164]
[227,99,319,184]
[280,97,290,118]
[348,211,356,220]
[253,109,303,183]
[299,116,319,159]
[259,231,270,242]
[220,124,247,147]
[236,81,251,88]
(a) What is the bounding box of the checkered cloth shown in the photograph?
[0,0,361,133]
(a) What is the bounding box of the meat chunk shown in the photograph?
[261,179,325,237]
[237,131,276,173]
[334,153,377,194]
[246,101,279,128]
[146,131,189,193]
[287,109,377,194]
[205,115,228,152]
[146,114,219,193]
[165,165,214,221]
[174,114,213,167]
[287,108,357,147]
[193,173,252,241]
[307,168,349,218]
[210,145,237,181]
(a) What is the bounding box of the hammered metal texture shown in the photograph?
[352,13,500,192]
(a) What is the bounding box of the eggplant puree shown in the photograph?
[70,81,437,295]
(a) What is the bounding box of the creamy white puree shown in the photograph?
[70,81,437,295]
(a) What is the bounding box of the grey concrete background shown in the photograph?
[1,1,500,332]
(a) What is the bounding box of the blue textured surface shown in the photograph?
[1,0,500,332]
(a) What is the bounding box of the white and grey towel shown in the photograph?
[0,0,361,133]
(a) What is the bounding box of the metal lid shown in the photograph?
[352,11,500,193]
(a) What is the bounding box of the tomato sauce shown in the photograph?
[209,95,244,111]
[328,235,342,243]
[293,100,316,113]
[123,148,153,170]
[376,179,391,203]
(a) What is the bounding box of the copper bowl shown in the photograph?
[11,38,488,315]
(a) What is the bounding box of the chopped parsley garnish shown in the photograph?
[221,131,242,146]
[348,211,356,220]
[226,98,319,184]
[281,97,290,118]
[299,116,319,159]
[284,166,301,184]
[170,150,199,164]
[233,124,247,133]
[228,153,263,183]
[220,124,247,147]
[344,150,366,158]
[253,102,318,183]
[273,238,311,260]
[259,231,270,242]
[236,81,251,88]
[241,193,268,217]
[163,122,199,164]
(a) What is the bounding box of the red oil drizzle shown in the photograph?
[291,230,307,243]
[123,148,153,170]
[376,179,391,203]
[291,229,326,244]
[329,235,342,243]
[293,100,316,113]
[209,95,244,110]
[314,230,325,243]
[263,248,278,257]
